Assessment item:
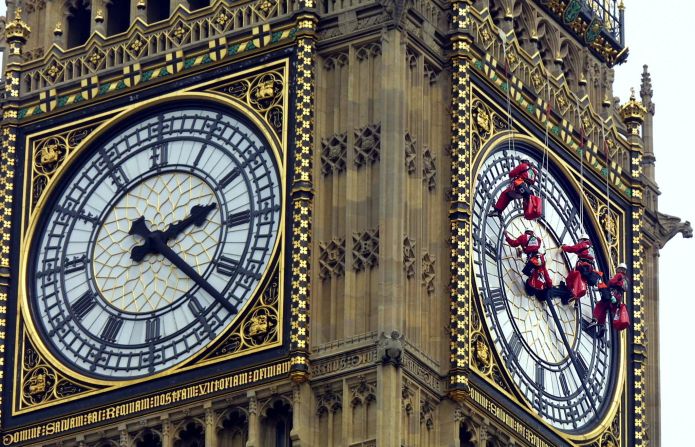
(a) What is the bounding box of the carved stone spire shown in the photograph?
[641,64,655,114]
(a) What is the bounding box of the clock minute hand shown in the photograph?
[544,294,599,415]
[148,236,238,314]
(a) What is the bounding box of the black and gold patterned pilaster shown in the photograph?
[0,7,29,429]
[621,94,648,446]
[288,3,317,384]
[447,0,474,402]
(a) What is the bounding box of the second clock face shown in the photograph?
[29,106,282,379]
[472,147,617,433]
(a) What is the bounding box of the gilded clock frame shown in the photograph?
[467,88,629,444]
[12,59,291,415]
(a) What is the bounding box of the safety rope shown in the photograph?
[602,119,612,243]
[541,71,551,203]
[502,35,515,158]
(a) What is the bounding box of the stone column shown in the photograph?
[92,0,107,35]
[246,391,259,447]
[161,416,173,447]
[204,404,215,447]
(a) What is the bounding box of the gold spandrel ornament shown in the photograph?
[19,328,97,410]
[208,268,280,359]
[31,124,99,211]
[212,68,286,139]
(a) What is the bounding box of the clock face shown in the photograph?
[29,106,282,379]
[472,147,617,432]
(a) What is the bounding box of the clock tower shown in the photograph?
[0,1,689,446]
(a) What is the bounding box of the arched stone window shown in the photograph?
[261,399,293,447]
[217,408,248,447]
[174,420,204,447]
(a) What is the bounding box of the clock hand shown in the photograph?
[543,294,599,415]
[148,235,238,314]
[162,203,217,242]
[129,203,217,262]
[128,216,237,314]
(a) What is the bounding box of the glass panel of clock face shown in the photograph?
[471,147,616,432]
[30,107,282,379]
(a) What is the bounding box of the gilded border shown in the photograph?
[448,0,475,401]
[288,9,318,383]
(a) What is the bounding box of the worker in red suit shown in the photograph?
[588,263,629,338]
[524,253,553,300]
[490,159,538,217]
[560,233,603,286]
[505,229,552,299]
[504,229,542,276]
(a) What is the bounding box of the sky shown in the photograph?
[612,1,695,445]
[0,1,691,445]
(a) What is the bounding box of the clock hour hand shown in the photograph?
[129,203,217,262]
[162,203,217,242]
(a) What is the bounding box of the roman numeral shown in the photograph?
[559,372,570,396]
[146,318,161,342]
[150,144,168,169]
[508,333,523,361]
[188,297,204,315]
[575,352,588,381]
[218,167,241,189]
[64,254,88,274]
[217,256,240,277]
[71,291,97,321]
[535,364,545,390]
[227,210,251,227]
[487,288,506,313]
[101,316,123,343]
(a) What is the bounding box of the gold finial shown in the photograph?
[53,22,63,36]
[95,9,104,23]
[5,7,31,43]
[618,0,625,10]
[137,0,146,9]
[620,87,647,128]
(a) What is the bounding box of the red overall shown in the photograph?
[526,254,553,291]
[593,271,628,324]
[561,240,603,286]
[506,232,543,277]
[493,162,538,213]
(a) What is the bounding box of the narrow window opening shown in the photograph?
[188,0,210,11]
[107,0,131,36]
[66,1,91,48]
[147,0,171,23]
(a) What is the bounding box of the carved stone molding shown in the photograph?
[354,123,381,168]
[316,386,342,416]
[355,41,382,61]
[352,228,379,271]
[405,132,417,175]
[350,376,376,407]
[421,252,435,295]
[656,211,693,249]
[420,399,435,431]
[422,147,436,191]
[321,132,348,176]
[377,331,403,366]
[319,238,346,280]
[403,236,416,279]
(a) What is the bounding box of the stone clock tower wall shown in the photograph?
[0,1,688,447]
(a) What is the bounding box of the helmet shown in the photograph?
[525,228,534,234]
[579,233,589,240]
[617,262,628,271]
